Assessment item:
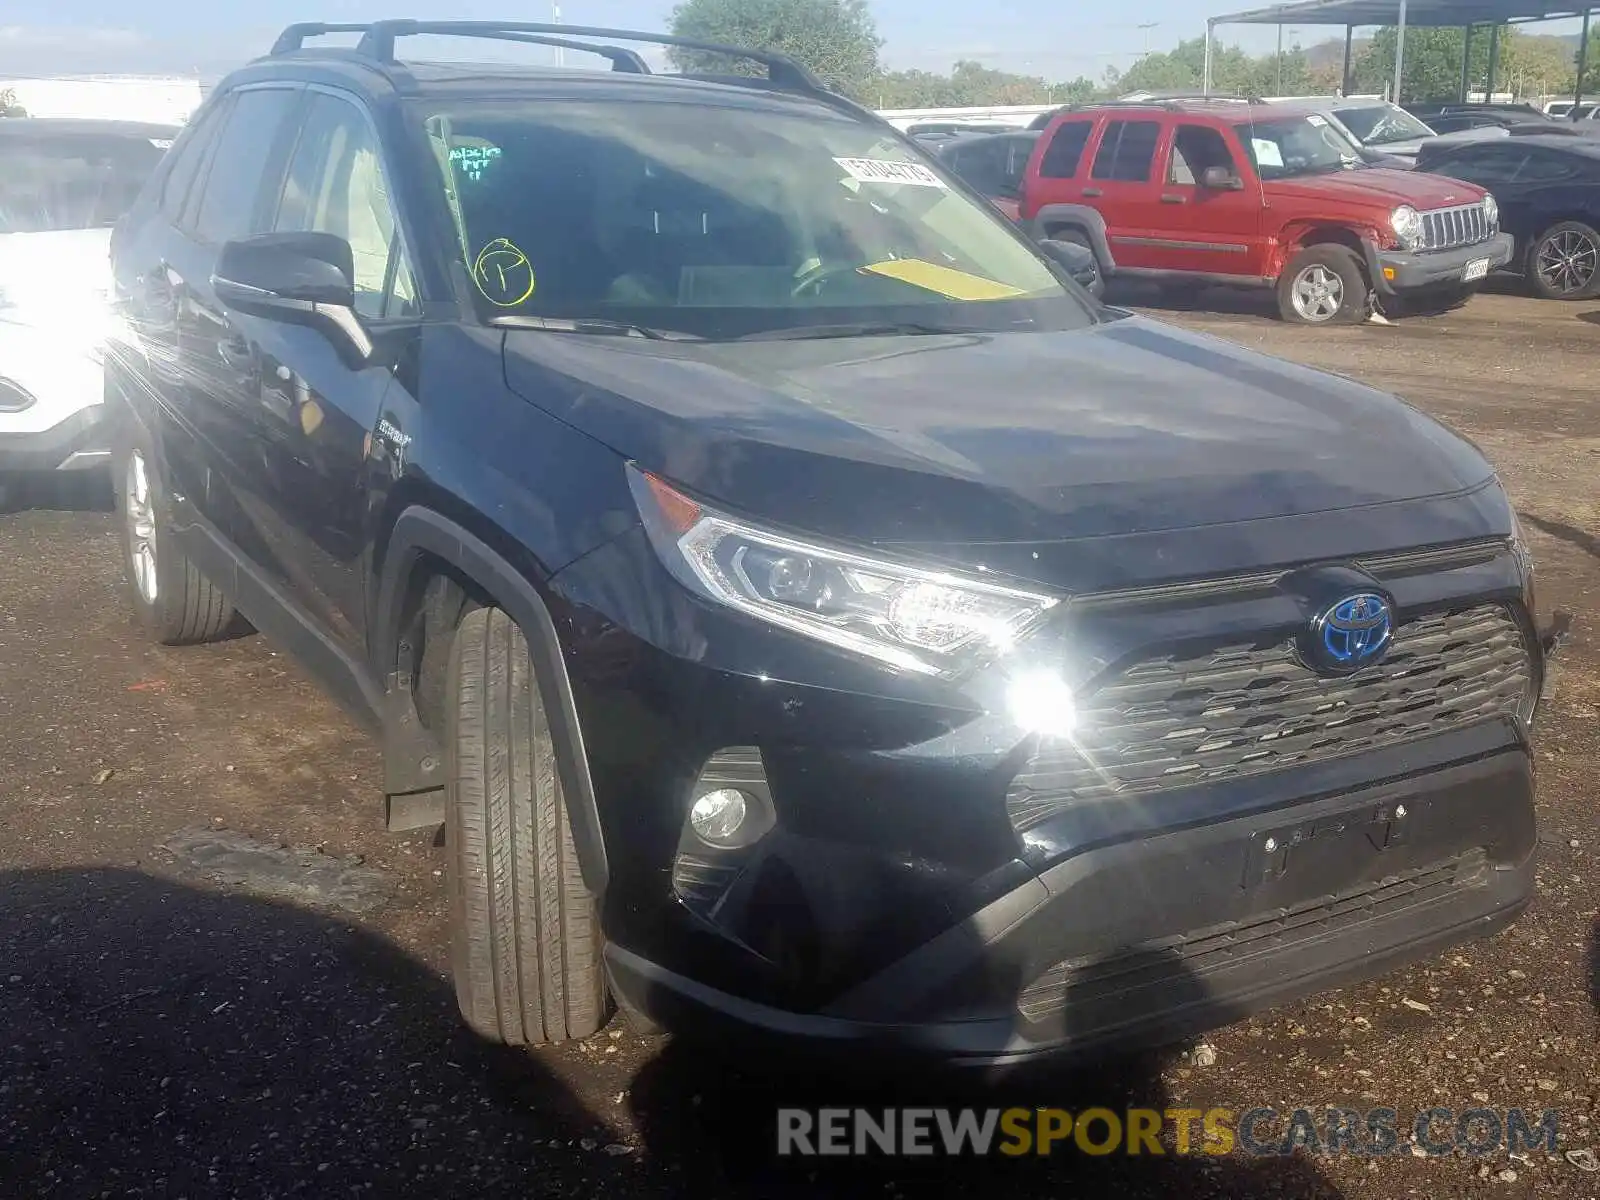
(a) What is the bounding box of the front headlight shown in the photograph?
[1391,204,1423,250]
[1483,192,1499,228]
[628,466,1058,675]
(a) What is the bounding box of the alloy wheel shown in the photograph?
[1536,228,1600,297]
[126,449,158,604]
[1290,264,1344,322]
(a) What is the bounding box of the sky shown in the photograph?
[0,0,1588,85]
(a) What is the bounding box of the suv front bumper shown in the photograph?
[1368,233,1514,295]
[605,741,1535,1067]
[0,406,108,472]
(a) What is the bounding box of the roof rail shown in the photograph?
[328,20,825,93]
[270,21,650,73]
[271,23,373,55]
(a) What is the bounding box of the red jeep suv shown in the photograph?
[1021,100,1514,323]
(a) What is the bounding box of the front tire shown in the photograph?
[445,605,609,1046]
[111,430,237,645]
[1526,221,1600,300]
[1277,245,1369,325]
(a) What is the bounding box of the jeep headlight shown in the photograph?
[629,466,1058,675]
[1483,192,1499,228]
[1391,204,1423,250]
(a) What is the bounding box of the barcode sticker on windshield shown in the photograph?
[834,157,948,188]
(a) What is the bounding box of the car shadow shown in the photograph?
[624,923,1345,1197]
[1,867,1345,1197]
[1519,511,1600,562]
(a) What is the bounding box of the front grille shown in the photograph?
[1419,202,1492,252]
[1016,853,1485,1023]
[1007,605,1530,832]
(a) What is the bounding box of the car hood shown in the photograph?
[503,317,1503,590]
[1266,166,1486,209]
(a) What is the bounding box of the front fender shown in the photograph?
[373,505,610,895]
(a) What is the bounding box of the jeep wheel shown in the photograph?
[1527,221,1600,300]
[111,431,238,645]
[1277,245,1369,325]
[445,605,609,1045]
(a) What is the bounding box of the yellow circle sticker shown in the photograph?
[472,238,537,307]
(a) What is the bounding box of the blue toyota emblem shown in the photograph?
[1307,592,1393,675]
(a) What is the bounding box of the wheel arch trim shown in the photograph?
[374,505,609,894]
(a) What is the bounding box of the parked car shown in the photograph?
[110,20,1551,1063]
[1021,100,1513,323]
[1265,96,1507,165]
[929,129,1037,220]
[1416,132,1600,299]
[1407,102,1552,134]
[0,118,175,484]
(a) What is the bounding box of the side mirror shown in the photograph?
[213,232,372,365]
[1201,165,1246,190]
[1037,238,1104,299]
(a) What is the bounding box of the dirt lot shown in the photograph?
[2,284,1598,1199]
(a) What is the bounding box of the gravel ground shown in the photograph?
[1,283,1597,1199]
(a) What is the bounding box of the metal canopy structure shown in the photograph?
[1205,0,1597,108]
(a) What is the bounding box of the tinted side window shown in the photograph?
[276,93,417,318]
[1441,147,1528,185]
[1516,152,1579,183]
[1092,120,1161,182]
[1040,121,1092,179]
[194,87,301,245]
[945,139,1008,194]
[161,103,225,223]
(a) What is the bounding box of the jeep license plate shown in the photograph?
[1462,257,1491,282]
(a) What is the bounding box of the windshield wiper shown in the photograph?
[487,314,704,341]
[732,321,989,342]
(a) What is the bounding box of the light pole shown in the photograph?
[1137,22,1158,57]
[553,1,564,66]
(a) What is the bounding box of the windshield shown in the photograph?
[1332,104,1434,146]
[419,98,1089,339]
[1239,115,1364,180]
[0,133,168,234]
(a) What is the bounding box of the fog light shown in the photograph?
[1006,670,1077,738]
[690,788,750,846]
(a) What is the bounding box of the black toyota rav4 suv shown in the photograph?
[107,20,1555,1065]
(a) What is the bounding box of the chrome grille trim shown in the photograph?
[1419,202,1492,252]
[1007,604,1531,833]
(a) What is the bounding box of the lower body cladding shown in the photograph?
[552,530,1544,1066]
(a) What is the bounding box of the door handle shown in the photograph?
[1081,187,1104,197]
[1161,193,1187,204]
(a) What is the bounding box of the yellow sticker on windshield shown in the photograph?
[859,259,1026,302]
[472,238,537,307]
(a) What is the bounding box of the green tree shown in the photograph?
[668,0,882,99]
[1106,36,1311,98]
[0,87,25,117]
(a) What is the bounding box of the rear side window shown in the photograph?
[1516,152,1580,183]
[1039,121,1092,179]
[161,104,225,223]
[193,87,301,245]
[1092,120,1161,182]
[0,132,167,233]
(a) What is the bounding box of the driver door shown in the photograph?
[1156,124,1265,278]
[226,88,422,662]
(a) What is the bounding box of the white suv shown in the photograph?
[1,118,174,485]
